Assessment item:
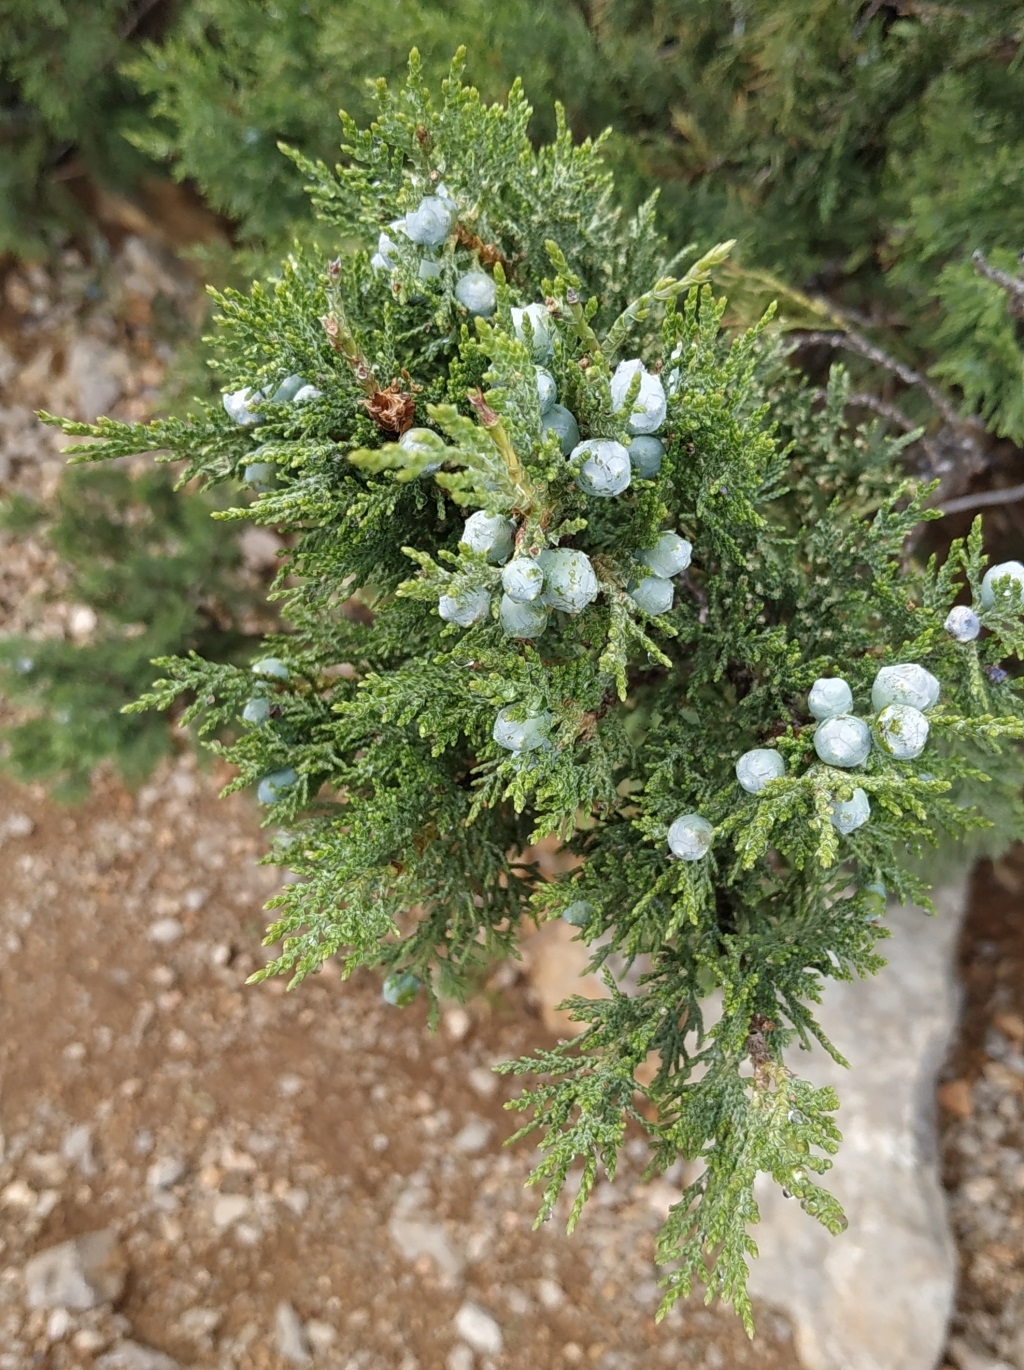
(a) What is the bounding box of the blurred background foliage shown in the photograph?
[0,465,265,797]
[4,0,1023,437]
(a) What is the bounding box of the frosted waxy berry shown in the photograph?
[223,387,264,426]
[541,404,579,455]
[667,813,714,861]
[398,195,453,246]
[535,367,557,415]
[871,663,940,712]
[401,427,444,455]
[627,436,664,479]
[610,359,667,435]
[271,374,305,403]
[561,901,592,927]
[573,439,632,498]
[243,462,276,493]
[501,557,544,603]
[538,549,599,613]
[382,972,421,1007]
[242,695,271,726]
[418,258,442,281]
[808,677,854,720]
[637,531,692,579]
[252,657,290,681]
[875,703,930,760]
[813,715,871,768]
[628,575,674,615]
[493,706,554,753]
[454,270,496,316]
[944,605,981,641]
[980,560,1024,608]
[830,787,870,834]
[438,588,491,627]
[462,511,516,565]
[863,881,887,918]
[292,384,321,405]
[512,303,552,357]
[499,594,548,638]
[370,231,399,272]
[735,748,786,794]
[400,426,445,475]
[256,768,298,805]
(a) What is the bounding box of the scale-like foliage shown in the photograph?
[43,56,1024,1328]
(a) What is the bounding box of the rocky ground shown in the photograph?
[0,217,1022,1370]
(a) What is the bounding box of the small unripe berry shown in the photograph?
[223,387,264,427]
[735,748,786,794]
[980,560,1024,609]
[382,972,421,1007]
[875,703,929,760]
[863,881,887,918]
[242,695,271,726]
[501,557,545,603]
[535,367,557,414]
[243,462,276,493]
[257,767,298,805]
[512,303,552,357]
[499,594,548,638]
[462,511,516,564]
[573,439,631,497]
[252,657,290,681]
[399,195,454,246]
[538,549,599,614]
[871,663,940,712]
[830,787,870,834]
[637,531,692,579]
[271,374,305,403]
[610,359,667,435]
[455,270,497,316]
[813,715,871,768]
[808,677,854,720]
[438,588,491,626]
[944,605,981,641]
[400,426,445,475]
[418,258,442,281]
[492,706,554,753]
[561,901,592,927]
[371,232,399,271]
[541,404,579,455]
[628,575,674,615]
[627,436,664,479]
[667,813,714,860]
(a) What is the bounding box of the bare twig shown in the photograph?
[971,250,1024,314]
[938,481,1024,517]
[812,388,918,432]
[789,328,961,426]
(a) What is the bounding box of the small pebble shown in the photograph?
[274,1300,312,1366]
[453,1120,493,1154]
[454,1302,503,1355]
[147,919,183,945]
[467,1066,499,1099]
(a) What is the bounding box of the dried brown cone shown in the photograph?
[454,223,510,272]
[363,383,416,437]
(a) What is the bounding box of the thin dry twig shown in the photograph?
[813,388,918,432]
[790,327,961,426]
[938,481,1024,517]
[971,250,1024,313]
